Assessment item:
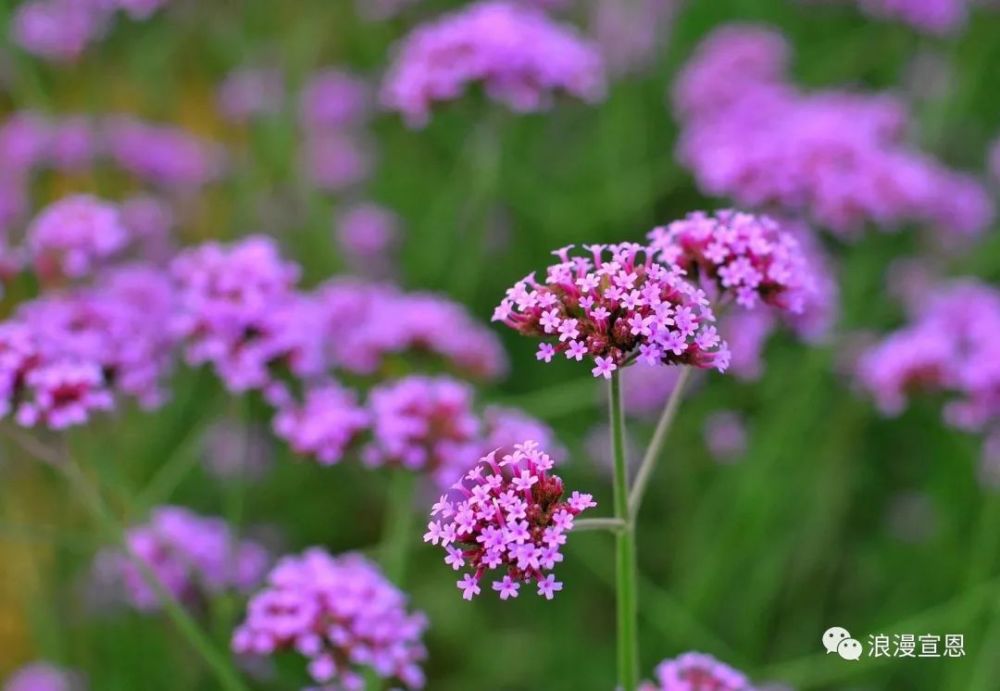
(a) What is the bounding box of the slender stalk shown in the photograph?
[574,517,626,532]
[628,367,691,521]
[610,371,639,691]
[382,469,418,585]
[5,429,248,691]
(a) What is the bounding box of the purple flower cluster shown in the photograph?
[299,69,371,130]
[381,1,606,127]
[2,663,83,691]
[703,411,748,463]
[494,242,729,379]
[855,0,969,35]
[672,25,993,239]
[217,67,286,123]
[0,264,175,427]
[425,441,595,601]
[273,384,370,466]
[640,652,754,691]
[364,376,481,486]
[169,235,312,399]
[12,0,170,62]
[26,195,129,281]
[94,506,269,612]
[589,0,675,77]
[104,116,225,188]
[856,279,1000,433]
[317,279,507,382]
[232,549,428,690]
[648,210,813,314]
[335,202,400,269]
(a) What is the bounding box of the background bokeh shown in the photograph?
[1,0,999,689]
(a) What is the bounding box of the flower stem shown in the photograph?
[610,371,639,690]
[628,366,691,521]
[5,429,247,691]
[382,469,418,585]
[574,517,626,532]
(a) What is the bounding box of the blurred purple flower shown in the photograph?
[0,112,51,174]
[381,1,606,127]
[48,116,98,170]
[202,418,274,482]
[640,651,752,690]
[26,194,129,280]
[3,663,84,691]
[301,131,373,191]
[103,116,225,188]
[621,361,682,418]
[119,194,175,262]
[425,440,595,600]
[94,505,270,611]
[232,549,428,689]
[335,201,400,265]
[673,25,993,240]
[273,383,369,466]
[703,411,747,463]
[481,404,564,462]
[299,68,371,130]
[316,278,507,381]
[856,279,1000,433]
[2,264,176,426]
[217,67,285,122]
[363,375,482,487]
[856,0,968,35]
[11,0,106,62]
[589,0,675,77]
[494,242,730,378]
[720,310,776,382]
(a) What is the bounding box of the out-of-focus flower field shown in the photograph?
[1,0,999,689]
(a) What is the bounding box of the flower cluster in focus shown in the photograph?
[425,441,595,600]
[494,242,729,379]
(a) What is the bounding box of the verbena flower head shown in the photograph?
[381,0,606,127]
[217,67,285,122]
[335,202,399,261]
[11,0,104,62]
[26,195,129,280]
[673,25,993,239]
[170,236,320,398]
[425,440,595,601]
[855,0,968,35]
[300,131,374,191]
[94,506,269,612]
[494,242,729,378]
[299,69,371,130]
[363,376,481,486]
[640,652,754,690]
[273,383,370,466]
[103,116,225,188]
[2,662,83,691]
[589,0,675,77]
[232,549,428,690]
[0,265,175,427]
[703,411,748,463]
[316,279,507,381]
[856,279,1000,432]
[648,210,813,314]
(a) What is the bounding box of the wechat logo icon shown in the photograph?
[823,626,862,661]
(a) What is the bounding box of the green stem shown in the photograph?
[5,429,248,691]
[610,371,639,690]
[382,469,418,585]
